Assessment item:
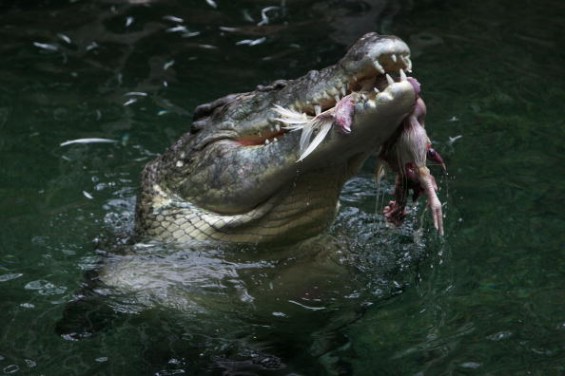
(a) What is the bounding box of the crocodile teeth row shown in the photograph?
[264,137,279,145]
[266,122,282,134]
[289,54,412,115]
[375,53,411,73]
[264,137,281,144]
[400,55,412,72]
[305,68,410,113]
[373,61,385,74]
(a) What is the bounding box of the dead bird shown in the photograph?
[274,76,446,235]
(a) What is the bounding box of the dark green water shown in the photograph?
[1,0,564,375]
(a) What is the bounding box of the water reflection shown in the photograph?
[55,173,432,373]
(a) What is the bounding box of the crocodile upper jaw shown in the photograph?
[135,33,423,243]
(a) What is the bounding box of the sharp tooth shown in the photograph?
[314,105,322,115]
[401,55,413,72]
[275,124,281,132]
[373,87,380,93]
[334,95,340,103]
[341,87,347,96]
[391,54,397,63]
[386,74,394,85]
[399,68,407,81]
[265,139,270,145]
[373,60,385,74]
[377,92,393,103]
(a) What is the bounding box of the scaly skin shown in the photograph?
[134,32,443,244]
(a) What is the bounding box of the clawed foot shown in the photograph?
[383,166,444,235]
[416,166,444,236]
[383,200,407,226]
[429,196,444,236]
[427,147,447,172]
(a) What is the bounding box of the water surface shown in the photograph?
[1,0,563,375]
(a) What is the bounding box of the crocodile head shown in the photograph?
[135,32,428,244]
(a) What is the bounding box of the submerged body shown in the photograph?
[135,32,444,244]
[59,34,445,372]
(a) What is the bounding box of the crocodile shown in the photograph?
[134,32,444,245]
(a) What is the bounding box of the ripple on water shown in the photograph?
[3,364,19,374]
[0,273,23,282]
[24,280,67,296]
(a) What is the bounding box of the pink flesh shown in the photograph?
[379,80,445,235]
[407,77,421,95]
[333,95,355,133]
[318,76,445,234]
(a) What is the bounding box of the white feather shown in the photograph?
[272,105,336,162]
[272,105,311,129]
[298,119,333,161]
